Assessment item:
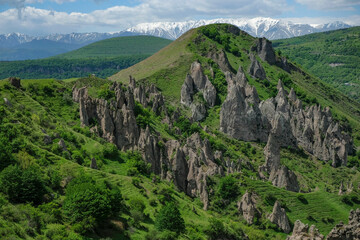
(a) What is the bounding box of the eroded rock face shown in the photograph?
[191,102,207,122]
[207,49,233,73]
[138,126,162,174]
[327,209,360,240]
[165,133,223,210]
[269,201,291,233]
[220,67,270,142]
[181,61,217,112]
[237,191,260,224]
[220,65,353,167]
[286,220,324,240]
[248,54,267,80]
[252,38,276,65]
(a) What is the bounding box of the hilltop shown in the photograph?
[273,27,360,102]
[0,36,172,80]
[0,24,360,240]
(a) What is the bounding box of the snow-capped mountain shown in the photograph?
[126,17,352,40]
[0,17,352,60]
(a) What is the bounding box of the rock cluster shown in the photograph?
[220,65,353,167]
[237,191,260,224]
[286,220,324,240]
[181,61,217,121]
[73,79,223,209]
[268,200,291,233]
[327,208,360,240]
[165,133,223,209]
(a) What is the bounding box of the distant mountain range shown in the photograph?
[0,17,352,61]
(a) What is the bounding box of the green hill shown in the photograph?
[0,24,359,240]
[0,36,172,79]
[56,35,172,59]
[273,27,360,102]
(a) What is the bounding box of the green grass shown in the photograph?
[56,36,172,59]
[273,26,360,102]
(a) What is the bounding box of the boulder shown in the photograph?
[191,102,207,121]
[248,54,266,80]
[237,191,260,224]
[252,38,276,65]
[58,139,67,152]
[326,209,360,240]
[3,98,12,107]
[286,220,324,240]
[90,158,98,170]
[9,77,21,88]
[269,201,291,233]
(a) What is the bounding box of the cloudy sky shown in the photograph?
[0,0,359,35]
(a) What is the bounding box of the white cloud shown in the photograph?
[295,0,360,10]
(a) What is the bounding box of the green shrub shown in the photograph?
[155,202,185,234]
[63,175,123,231]
[218,175,239,200]
[0,165,46,204]
[296,194,308,204]
[0,134,15,171]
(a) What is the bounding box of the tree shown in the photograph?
[63,175,123,232]
[0,165,46,204]
[218,175,239,200]
[155,202,185,234]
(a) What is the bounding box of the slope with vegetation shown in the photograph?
[0,36,172,80]
[0,24,360,240]
[273,26,360,102]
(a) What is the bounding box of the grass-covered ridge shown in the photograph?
[56,36,172,59]
[273,26,360,102]
[0,36,172,80]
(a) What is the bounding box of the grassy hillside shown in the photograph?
[273,27,360,102]
[0,36,172,80]
[0,24,360,240]
[56,36,172,59]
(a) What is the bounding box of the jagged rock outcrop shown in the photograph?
[252,38,276,65]
[138,126,162,174]
[207,49,233,73]
[237,191,260,224]
[180,61,217,113]
[260,132,300,192]
[73,83,139,151]
[9,77,21,88]
[165,133,223,210]
[248,54,266,80]
[286,220,324,240]
[327,209,360,240]
[220,65,353,167]
[180,61,217,121]
[220,67,270,142]
[269,201,291,233]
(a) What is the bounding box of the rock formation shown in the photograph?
[237,191,260,224]
[252,38,276,65]
[220,67,270,142]
[90,158,98,170]
[58,139,67,152]
[165,133,223,210]
[286,220,324,240]
[3,98,12,107]
[327,208,360,240]
[8,77,21,88]
[180,61,217,121]
[248,53,267,80]
[220,64,353,167]
[207,49,233,73]
[269,201,291,233]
